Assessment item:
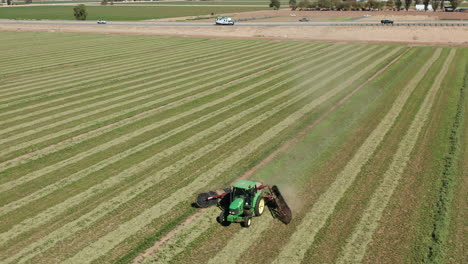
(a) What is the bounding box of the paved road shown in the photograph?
[1,19,467,27]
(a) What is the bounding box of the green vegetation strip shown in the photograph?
[273,48,442,264]
[426,53,467,264]
[0,6,269,21]
[336,49,455,264]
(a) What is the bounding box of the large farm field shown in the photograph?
[0,31,466,264]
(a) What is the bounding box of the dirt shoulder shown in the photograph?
[1,21,468,46]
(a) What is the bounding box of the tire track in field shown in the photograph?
[3,45,372,264]
[272,48,443,264]
[0,38,206,93]
[204,46,407,264]
[0,40,253,107]
[0,44,289,159]
[336,49,455,264]
[0,43,328,174]
[58,46,388,264]
[0,43,331,217]
[0,40,271,130]
[0,42,315,190]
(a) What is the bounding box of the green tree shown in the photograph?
[449,0,461,8]
[423,0,430,10]
[73,4,88,20]
[101,0,108,5]
[24,0,32,4]
[387,0,395,8]
[269,0,281,10]
[317,0,331,8]
[289,0,297,10]
[405,0,412,10]
[395,0,403,10]
[431,0,440,10]
[297,0,310,8]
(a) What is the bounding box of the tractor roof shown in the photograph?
[233,180,256,190]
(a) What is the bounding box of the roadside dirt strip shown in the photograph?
[336,49,456,264]
[273,48,442,264]
[136,46,403,264]
[56,48,400,263]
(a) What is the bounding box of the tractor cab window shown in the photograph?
[231,188,246,199]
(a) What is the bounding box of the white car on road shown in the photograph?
[215,17,234,25]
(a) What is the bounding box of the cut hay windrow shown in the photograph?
[55,46,392,264]
[0,41,245,104]
[336,49,455,264]
[0,43,330,216]
[0,39,260,106]
[0,38,209,92]
[0,43,320,190]
[0,42,287,135]
[0,44,360,251]
[176,45,405,264]
[0,37,200,91]
[0,44,334,217]
[0,40,272,117]
[3,45,377,263]
[0,37,184,75]
[0,44,331,174]
[0,43,294,159]
[273,48,443,264]
[139,208,219,264]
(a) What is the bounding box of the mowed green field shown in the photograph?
[0,32,466,264]
[0,6,269,20]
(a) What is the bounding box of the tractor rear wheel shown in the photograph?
[254,197,265,216]
[241,216,252,228]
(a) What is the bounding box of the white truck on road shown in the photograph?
[215,17,235,25]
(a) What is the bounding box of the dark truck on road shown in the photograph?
[381,19,394,25]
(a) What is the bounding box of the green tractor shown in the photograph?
[195,180,292,228]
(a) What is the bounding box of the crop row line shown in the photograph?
[0,40,287,137]
[0,37,193,76]
[0,38,209,94]
[336,49,455,264]
[0,39,262,108]
[0,43,328,175]
[0,43,329,216]
[3,44,371,263]
[0,43,304,164]
[273,48,441,264]
[0,38,253,100]
[60,46,390,264]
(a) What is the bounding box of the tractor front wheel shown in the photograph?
[241,216,252,228]
[216,211,231,226]
[254,197,265,216]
